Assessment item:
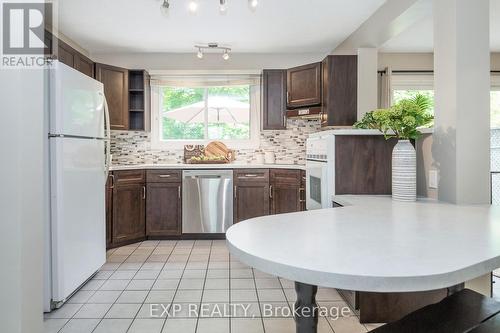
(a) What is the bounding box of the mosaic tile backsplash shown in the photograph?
[110,119,322,165]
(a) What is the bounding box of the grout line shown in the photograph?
[54,242,141,333]
[250,266,266,333]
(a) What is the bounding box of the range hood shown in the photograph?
[286,106,322,119]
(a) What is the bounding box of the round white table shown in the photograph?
[226,196,500,333]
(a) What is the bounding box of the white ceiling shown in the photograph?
[380,0,500,52]
[58,0,386,54]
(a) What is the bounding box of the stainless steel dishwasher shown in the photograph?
[182,170,233,233]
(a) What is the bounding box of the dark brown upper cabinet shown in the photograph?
[262,69,287,130]
[56,38,95,78]
[321,55,358,127]
[286,62,322,109]
[57,41,75,68]
[129,70,151,132]
[96,63,129,130]
[74,53,95,78]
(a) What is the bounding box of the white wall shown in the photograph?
[90,52,326,71]
[379,52,500,71]
[0,70,45,332]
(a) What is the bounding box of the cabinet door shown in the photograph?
[262,69,287,130]
[105,174,113,248]
[112,183,145,244]
[300,170,306,211]
[234,183,270,223]
[146,183,182,237]
[287,62,322,108]
[270,169,302,214]
[57,41,75,68]
[271,183,301,215]
[95,63,129,130]
[75,53,95,78]
[321,55,357,127]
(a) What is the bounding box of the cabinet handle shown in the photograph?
[110,174,115,189]
[286,91,290,103]
[234,186,237,199]
[142,186,146,200]
[269,185,273,199]
[283,115,287,127]
[298,188,306,203]
[178,186,181,199]
[158,174,171,178]
[244,174,259,178]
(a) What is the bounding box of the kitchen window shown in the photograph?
[150,73,261,149]
[391,73,435,114]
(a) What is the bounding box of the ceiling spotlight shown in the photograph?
[222,50,230,60]
[197,48,204,59]
[160,0,170,16]
[219,0,228,13]
[248,0,258,9]
[188,0,198,13]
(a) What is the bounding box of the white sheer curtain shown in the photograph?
[378,66,392,109]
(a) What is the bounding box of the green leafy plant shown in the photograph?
[354,94,434,140]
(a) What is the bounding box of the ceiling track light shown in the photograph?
[219,0,228,13]
[188,0,199,13]
[160,0,170,16]
[194,43,231,61]
[158,0,258,16]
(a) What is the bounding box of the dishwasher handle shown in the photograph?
[189,175,222,179]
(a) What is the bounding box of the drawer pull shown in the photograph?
[142,186,146,200]
[243,174,260,177]
[158,175,172,178]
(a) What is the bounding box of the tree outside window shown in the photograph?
[161,85,251,141]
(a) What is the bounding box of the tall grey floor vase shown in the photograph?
[392,140,416,202]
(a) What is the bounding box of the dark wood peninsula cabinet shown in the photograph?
[286,62,322,108]
[95,63,129,131]
[262,69,287,130]
[146,170,182,237]
[112,170,146,246]
[233,169,270,223]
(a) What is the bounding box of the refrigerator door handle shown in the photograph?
[101,93,111,179]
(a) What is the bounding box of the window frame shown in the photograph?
[150,79,261,150]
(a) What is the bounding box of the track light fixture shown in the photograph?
[159,0,259,15]
[160,0,170,16]
[194,43,231,61]
[219,0,228,13]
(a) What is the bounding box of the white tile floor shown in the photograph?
[44,240,383,333]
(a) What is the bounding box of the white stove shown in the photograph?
[305,133,335,210]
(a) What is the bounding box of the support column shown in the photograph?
[357,48,378,120]
[433,0,490,204]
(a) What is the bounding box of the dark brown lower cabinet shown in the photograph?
[146,182,182,237]
[105,174,113,249]
[270,169,303,214]
[234,169,270,223]
[112,171,146,245]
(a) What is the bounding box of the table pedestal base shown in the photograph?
[294,282,319,333]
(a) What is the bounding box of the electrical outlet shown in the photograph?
[429,170,438,189]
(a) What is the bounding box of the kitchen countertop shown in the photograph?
[226,195,500,292]
[110,163,306,171]
[309,127,434,137]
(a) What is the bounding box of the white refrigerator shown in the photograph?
[44,61,111,311]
